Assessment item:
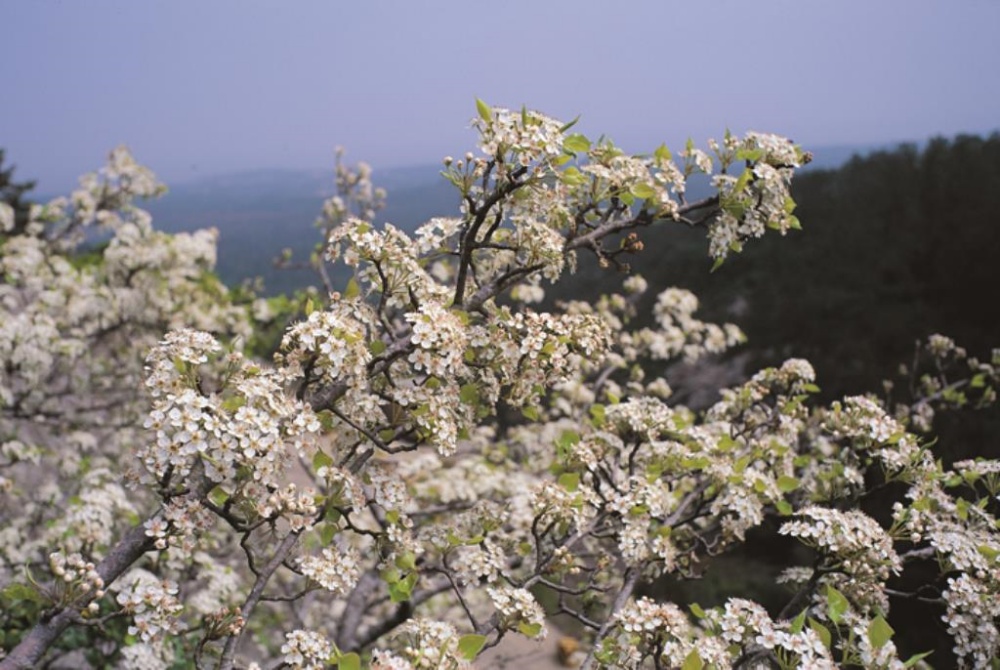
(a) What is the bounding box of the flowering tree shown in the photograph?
[1,102,999,670]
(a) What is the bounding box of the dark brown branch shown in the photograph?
[218,530,302,670]
[578,567,641,670]
[0,524,156,670]
[453,167,529,306]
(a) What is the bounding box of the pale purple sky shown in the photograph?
[4,1,999,191]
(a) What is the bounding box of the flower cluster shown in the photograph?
[281,298,374,384]
[379,619,471,669]
[487,584,547,639]
[139,329,320,492]
[474,105,566,169]
[47,552,105,611]
[707,132,805,260]
[780,506,901,611]
[281,629,333,670]
[943,574,1000,668]
[300,546,361,596]
[612,597,702,667]
[115,570,184,642]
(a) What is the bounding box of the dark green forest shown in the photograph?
[556,134,1000,411]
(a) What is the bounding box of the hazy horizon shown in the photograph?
[4,1,1000,192]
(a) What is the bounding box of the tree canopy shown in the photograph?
[1,105,998,670]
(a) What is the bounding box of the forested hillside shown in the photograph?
[554,133,1000,410]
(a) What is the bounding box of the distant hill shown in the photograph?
[144,164,459,295]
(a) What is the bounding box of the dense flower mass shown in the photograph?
[1,105,998,670]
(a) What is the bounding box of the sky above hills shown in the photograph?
[4,1,1000,192]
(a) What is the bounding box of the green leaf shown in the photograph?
[476,98,493,123]
[559,115,581,133]
[319,522,337,546]
[560,166,587,186]
[957,498,969,520]
[978,544,1000,562]
[903,650,934,667]
[734,167,754,193]
[458,634,487,661]
[775,500,793,516]
[389,571,417,603]
[564,133,591,154]
[809,618,832,649]
[369,339,387,355]
[826,585,849,624]
[522,406,540,421]
[395,551,417,571]
[777,475,800,493]
[711,256,726,273]
[343,277,360,299]
[630,182,656,200]
[734,455,751,473]
[222,395,247,413]
[868,615,894,649]
[689,602,706,619]
[317,410,336,431]
[337,652,361,670]
[790,608,807,634]
[654,143,672,162]
[313,449,334,471]
[589,404,606,425]
[722,200,746,220]
[208,486,230,507]
[559,472,581,492]
[517,621,543,638]
[681,649,704,670]
[459,384,479,405]
[172,356,187,374]
[680,456,710,470]
[557,430,580,449]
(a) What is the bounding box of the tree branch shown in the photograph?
[0,523,156,670]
